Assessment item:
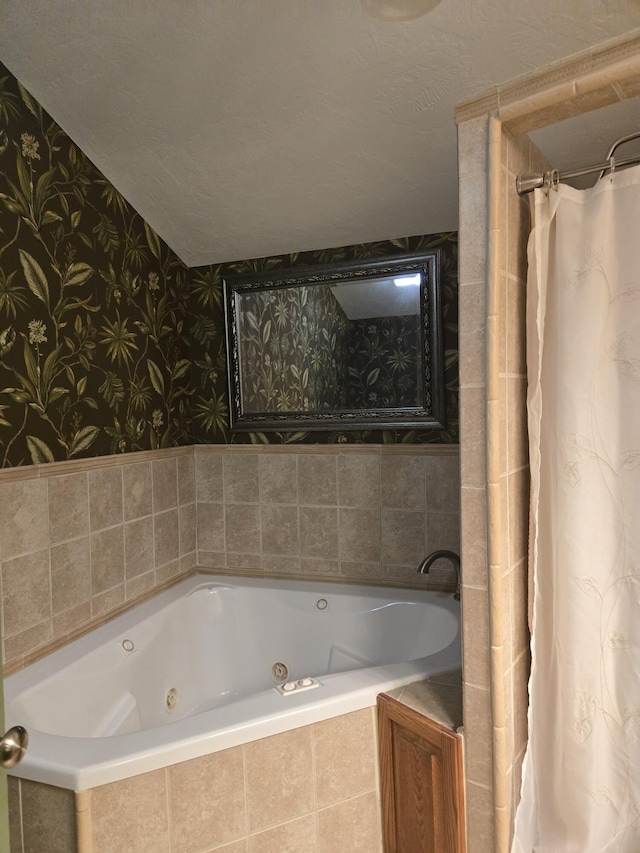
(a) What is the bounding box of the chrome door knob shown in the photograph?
[0,725,28,769]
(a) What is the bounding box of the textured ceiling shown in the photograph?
[1,1,640,266]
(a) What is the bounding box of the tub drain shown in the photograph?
[270,661,290,684]
[165,687,179,713]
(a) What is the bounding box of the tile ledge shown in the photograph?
[384,668,463,731]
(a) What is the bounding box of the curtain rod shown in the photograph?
[516,130,640,196]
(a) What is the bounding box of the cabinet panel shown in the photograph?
[378,694,465,853]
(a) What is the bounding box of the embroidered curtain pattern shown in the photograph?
[514,166,640,852]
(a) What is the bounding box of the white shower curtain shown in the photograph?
[513,165,640,853]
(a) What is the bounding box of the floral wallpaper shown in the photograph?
[237,281,350,413]
[0,62,458,469]
[346,314,421,409]
[190,232,459,445]
[0,63,192,467]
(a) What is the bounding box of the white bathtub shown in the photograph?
[5,573,460,791]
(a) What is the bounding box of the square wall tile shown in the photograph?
[381,454,425,509]
[0,478,49,559]
[317,791,381,853]
[195,450,222,502]
[2,548,50,636]
[338,508,381,563]
[245,728,314,832]
[299,507,338,560]
[261,505,299,556]
[426,511,460,554]
[48,473,88,544]
[169,749,247,852]
[152,457,177,513]
[90,526,125,595]
[338,455,380,507]
[313,710,377,808]
[20,779,76,853]
[89,466,123,531]
[89,770,170,853]
[154,509,179,567]
[124,517,154,579]
[122,462,152,521]
[225,504,261,555]
[179,504,196,555]
[425,454,461,514]
[177,451,196,504]
[197,503,225,553]
[298,455,337,506]
[259,454,297,504]
[381,509,425,566]
[50,536,90,613]
[224,454,259,503]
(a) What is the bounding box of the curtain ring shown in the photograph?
[543,169,560,196]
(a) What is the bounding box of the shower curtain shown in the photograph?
[512,165,640,853]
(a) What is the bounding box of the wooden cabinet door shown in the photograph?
[378,694,465,853]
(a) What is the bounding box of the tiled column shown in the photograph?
[457,112,495,853]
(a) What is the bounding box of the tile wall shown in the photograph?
[1,443,460,672]
[9,708,381,853]
[0,447,197,673]
[456,113,538,853]
[194,445,460,589]
[456,110,495,853]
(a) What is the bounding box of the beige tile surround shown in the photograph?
[9,708,382,853]
[1,443,460,673]
[194,444,460,589]
[0,447,197,673]
[456,26,640,853]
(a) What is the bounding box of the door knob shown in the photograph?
[0,725,28,769]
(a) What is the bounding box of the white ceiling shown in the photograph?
[2,1,640,266]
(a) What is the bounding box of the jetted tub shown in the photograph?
[5,573,460,791]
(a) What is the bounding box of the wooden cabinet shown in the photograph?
[377,694,465,853]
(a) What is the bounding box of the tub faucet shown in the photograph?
[417,550,461,600]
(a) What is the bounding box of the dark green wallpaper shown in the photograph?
[346,313,421,409]
[0,63,192,466]
[0,62,458,468]
[190,233,459,445]
[237,281,350,413]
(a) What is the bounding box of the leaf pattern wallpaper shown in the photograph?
[0,61,458,468]
[237,282,351,413]
[345,314,421,409]
[0,63,193,467]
